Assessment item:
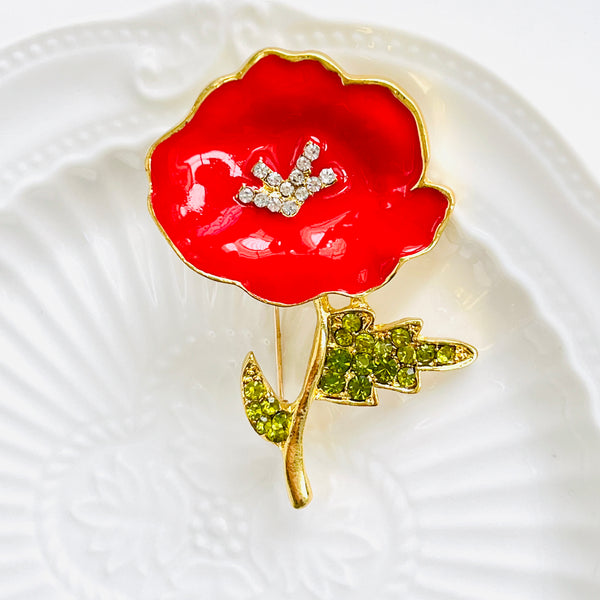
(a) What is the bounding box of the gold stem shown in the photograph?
[283,296,329,508]
[274,307,284,400]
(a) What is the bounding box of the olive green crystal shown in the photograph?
[396,344,416,364]
[272,410,290,430]
[266,428,286,443]
[390,327,411,347]
[245,401,262,423]
[347,376,372,401]
[355,332,375,353]
[326,347,352,373]
[374,339,394,360]
[334,328,354,346]
[436,344,455,364]
[319,370,346,395]
[342,313,362,333]
[353,352,372,375]
[397,367,417,389]
[260,396,279,416]
[416,344,436,365]
[372,357,399,384]
[267,411,291,443]
[244,380,267,402]
[254,415,271,435]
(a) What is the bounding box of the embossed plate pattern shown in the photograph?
[1,2,600,599]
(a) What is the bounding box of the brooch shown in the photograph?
[146,48,476,508]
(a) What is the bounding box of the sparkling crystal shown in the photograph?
[436,345,455,364]
[304,141,320,160]
[307,176,322,193]
[271,411,290,432]
[326,347,352,373]
[289,169,304,185]
[267,411,291,443]
[252,161,270,179]
[254,415,271,435]
[266,412,289,443]
[355,332,375,353]
[266,172,283,187]
[266,428,287,443]
[296,156,311,171]
[295,186,309,202]
[372,357,398,384]
[267,193,282,213]
[319,168,336,185]
[342,313,362,333]
[245,400,261,423]
[352,353,372,375]
[319,370,345,395]
[254,192,269,208]
[374,339,394,359]
[244,380,266,401]
[347,375,372,402]
[238,186,254,204]
[391,327,411,347]
[396,344,416,364]
[416,344,436,365]
[397,367,417,389]
[260,396,279,416]
[334,328,353,346]
[281,200,300,217]
[279,181,294,197]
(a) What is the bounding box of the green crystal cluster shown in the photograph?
[317,310,460,401]
[242,367,291,444]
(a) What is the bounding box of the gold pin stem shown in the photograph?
[274,307,284,400]
[283,296,329,508]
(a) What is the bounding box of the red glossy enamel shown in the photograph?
[149,53,451,305]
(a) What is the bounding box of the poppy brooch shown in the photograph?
[146,48,476,508]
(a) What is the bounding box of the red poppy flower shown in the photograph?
[147,49,452,306]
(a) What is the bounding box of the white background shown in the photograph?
[0,0,598,181]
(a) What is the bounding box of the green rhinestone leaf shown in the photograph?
[355,332,375,353]
[396,344,416,364]
[397,367,417,389]
[416,344,436,365]
[436,344,455,364]
[244,380,267,402]
[342,313,362,333]
[372,357,399,383]
[353,352,372,375]
[390,327,411,347]
[334,328,354,346]
[347,375,373,401]
[319,370,346,394]
[326,347,352,373]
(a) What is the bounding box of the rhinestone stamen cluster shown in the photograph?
[236,140,337,217]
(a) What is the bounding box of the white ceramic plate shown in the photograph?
[1,2,600,599]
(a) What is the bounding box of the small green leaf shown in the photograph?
[241,353,292,446]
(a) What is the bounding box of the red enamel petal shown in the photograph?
[148,52,451,305]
